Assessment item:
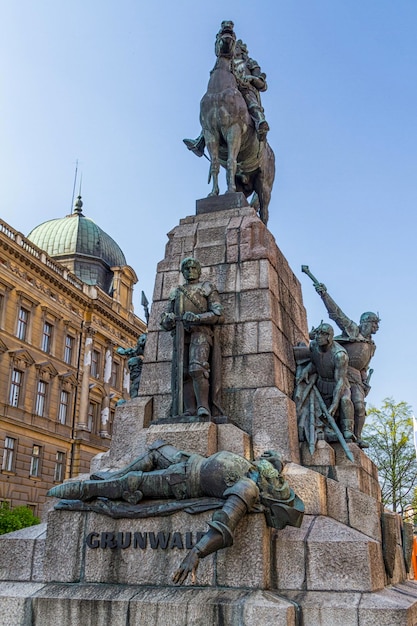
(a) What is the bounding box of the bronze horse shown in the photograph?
[199,23,275,225]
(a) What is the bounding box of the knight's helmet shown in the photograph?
[359,312,380,324]
[253,454,305,531]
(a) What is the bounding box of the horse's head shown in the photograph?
[215,20,236,59]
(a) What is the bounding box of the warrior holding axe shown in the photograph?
[302,265,380,448]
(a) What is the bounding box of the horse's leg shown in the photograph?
[254,171,271,226]
[205,132,220,196]
[259,199,269,226]
[253,144,275,226]
[225,125,242,193]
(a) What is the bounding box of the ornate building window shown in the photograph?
[16,307,29,341]
[2,437,17,472]
[54,451,65,482]
[57,372,76,425]
[111,360,120,388]
[29,445,42,477]
[9,369,23,407]
[35,380,48,417]
[91,349,101,379]
[87,401,98,432]
[41,321,53,353]
[109,407,116,436]
[64,335,74,365]
[58,390,70,425]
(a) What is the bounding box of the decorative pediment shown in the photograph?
[0,276,15,292]
[58,371,78,390]
[88,380,105,398]
[16,291,39,309]
[40,305,63,322]
[7,349,35,368]
[35,361,59,381]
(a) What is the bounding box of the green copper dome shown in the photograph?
[27,196,126,291]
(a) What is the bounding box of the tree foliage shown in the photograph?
[412,488,417,524]
[363,398,417,513]
[0,502,40,535]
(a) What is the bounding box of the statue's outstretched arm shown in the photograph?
[316,285,358,337]
[172,479,258,584]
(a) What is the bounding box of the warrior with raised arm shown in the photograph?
[302,266,379,447]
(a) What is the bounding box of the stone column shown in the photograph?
[77,327,95,431]
[99,343,113,438]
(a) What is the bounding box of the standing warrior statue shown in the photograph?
[117,333,147,400]
[302,266,380,447]
[160,258,224,419]
[295,322,355,457]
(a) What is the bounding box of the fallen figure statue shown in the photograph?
[48,440,304,585]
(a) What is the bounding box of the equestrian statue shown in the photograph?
[184,20,275,226]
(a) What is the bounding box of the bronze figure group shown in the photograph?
[295,266,379,453]
[46,22,383,590]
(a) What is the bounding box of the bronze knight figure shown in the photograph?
[160,258,224,419]
[48,440,304,585]
[183,20,275,225]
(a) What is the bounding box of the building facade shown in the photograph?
[0,203,146,517]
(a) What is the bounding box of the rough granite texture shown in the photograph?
[30,584,297,626]
[305,516,386,592]
[145,422,218,457]
[82,510,215,587]
[42,508,271,589]
[284,463,328,516]
[0,523,46,583]
[91,397,152,473]
[0,581,45,626]
[43,511,85,583]
[300,440,336,466]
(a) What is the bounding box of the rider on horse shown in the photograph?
[185,28,270,158]
[233,39,269,141]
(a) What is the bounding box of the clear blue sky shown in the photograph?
[1,1,416,416]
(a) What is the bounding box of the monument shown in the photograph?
[0,20,416,626]
[117,333,147,400]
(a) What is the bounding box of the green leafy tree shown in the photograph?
[0,502,40,535]
[412,488,417,524]
[363,398,417,513]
